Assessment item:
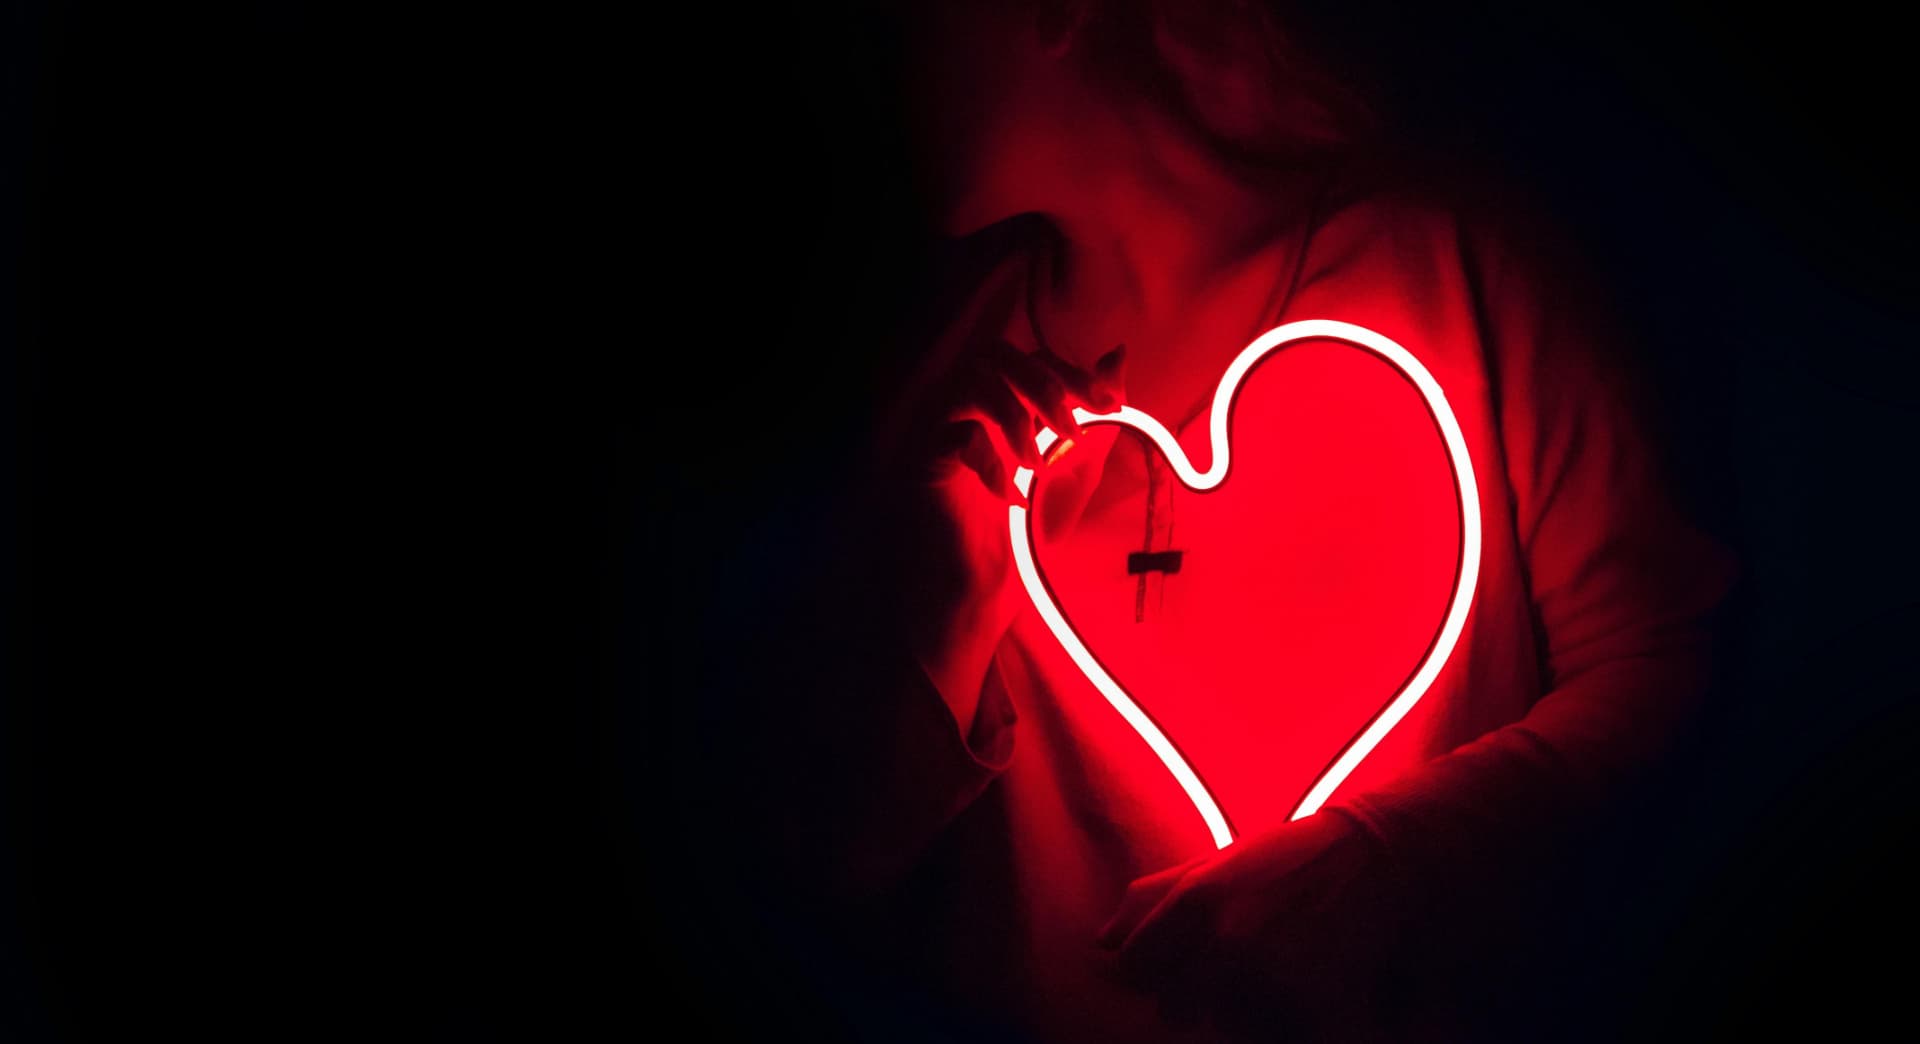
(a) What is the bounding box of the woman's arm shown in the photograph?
[718,218,1115,914]
[1328,208,1738,885]
[732,529,1022,911]
[1094,201,1737,1038]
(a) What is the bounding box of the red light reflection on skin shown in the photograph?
[1009,320,1481,849]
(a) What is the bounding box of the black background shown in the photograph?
[6,2,1917,1039]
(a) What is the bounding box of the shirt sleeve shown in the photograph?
[1325,206,1739,896]
[771,566,1020,909]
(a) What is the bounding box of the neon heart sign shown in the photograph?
[1007,319,1481,850]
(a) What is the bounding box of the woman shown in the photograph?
[702,2,1737,1040]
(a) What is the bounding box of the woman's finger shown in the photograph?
[933,416,1011,498]
[1090,344,1127,408]
[943,373,1030,496]
[961,358,1041,466]
[1098,856,1205,948]
[1113,875,1216,986]
[1025,341,1126,412]
[1025,341,1113,410]
[989,340,1084,437]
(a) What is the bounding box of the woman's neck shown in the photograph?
[1052,118,1282,316]
[936,48,1322,414]
[1008,88,1317,372]
[1023,138,1318,427]
[1037,195,1291,362]
[1031,212,1303,426]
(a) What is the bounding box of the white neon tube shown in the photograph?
[1008,319,1481,848]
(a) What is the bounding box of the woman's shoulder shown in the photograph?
[1309,147,1570,266]
[1299,146,1606,329]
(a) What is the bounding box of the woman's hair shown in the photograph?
[1064,0,1385,162]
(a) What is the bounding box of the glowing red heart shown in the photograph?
[1008,320,1481,850]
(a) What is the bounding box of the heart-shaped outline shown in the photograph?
[1007,319,1482,849]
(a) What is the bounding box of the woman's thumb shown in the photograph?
[1093,343,1128,408]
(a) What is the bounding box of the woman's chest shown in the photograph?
[1019,335,1472,836]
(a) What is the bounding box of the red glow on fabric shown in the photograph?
[1013,322,1475,845]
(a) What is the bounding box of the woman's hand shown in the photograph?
[889,340,1126,733]
[1097,810,1422,1040]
